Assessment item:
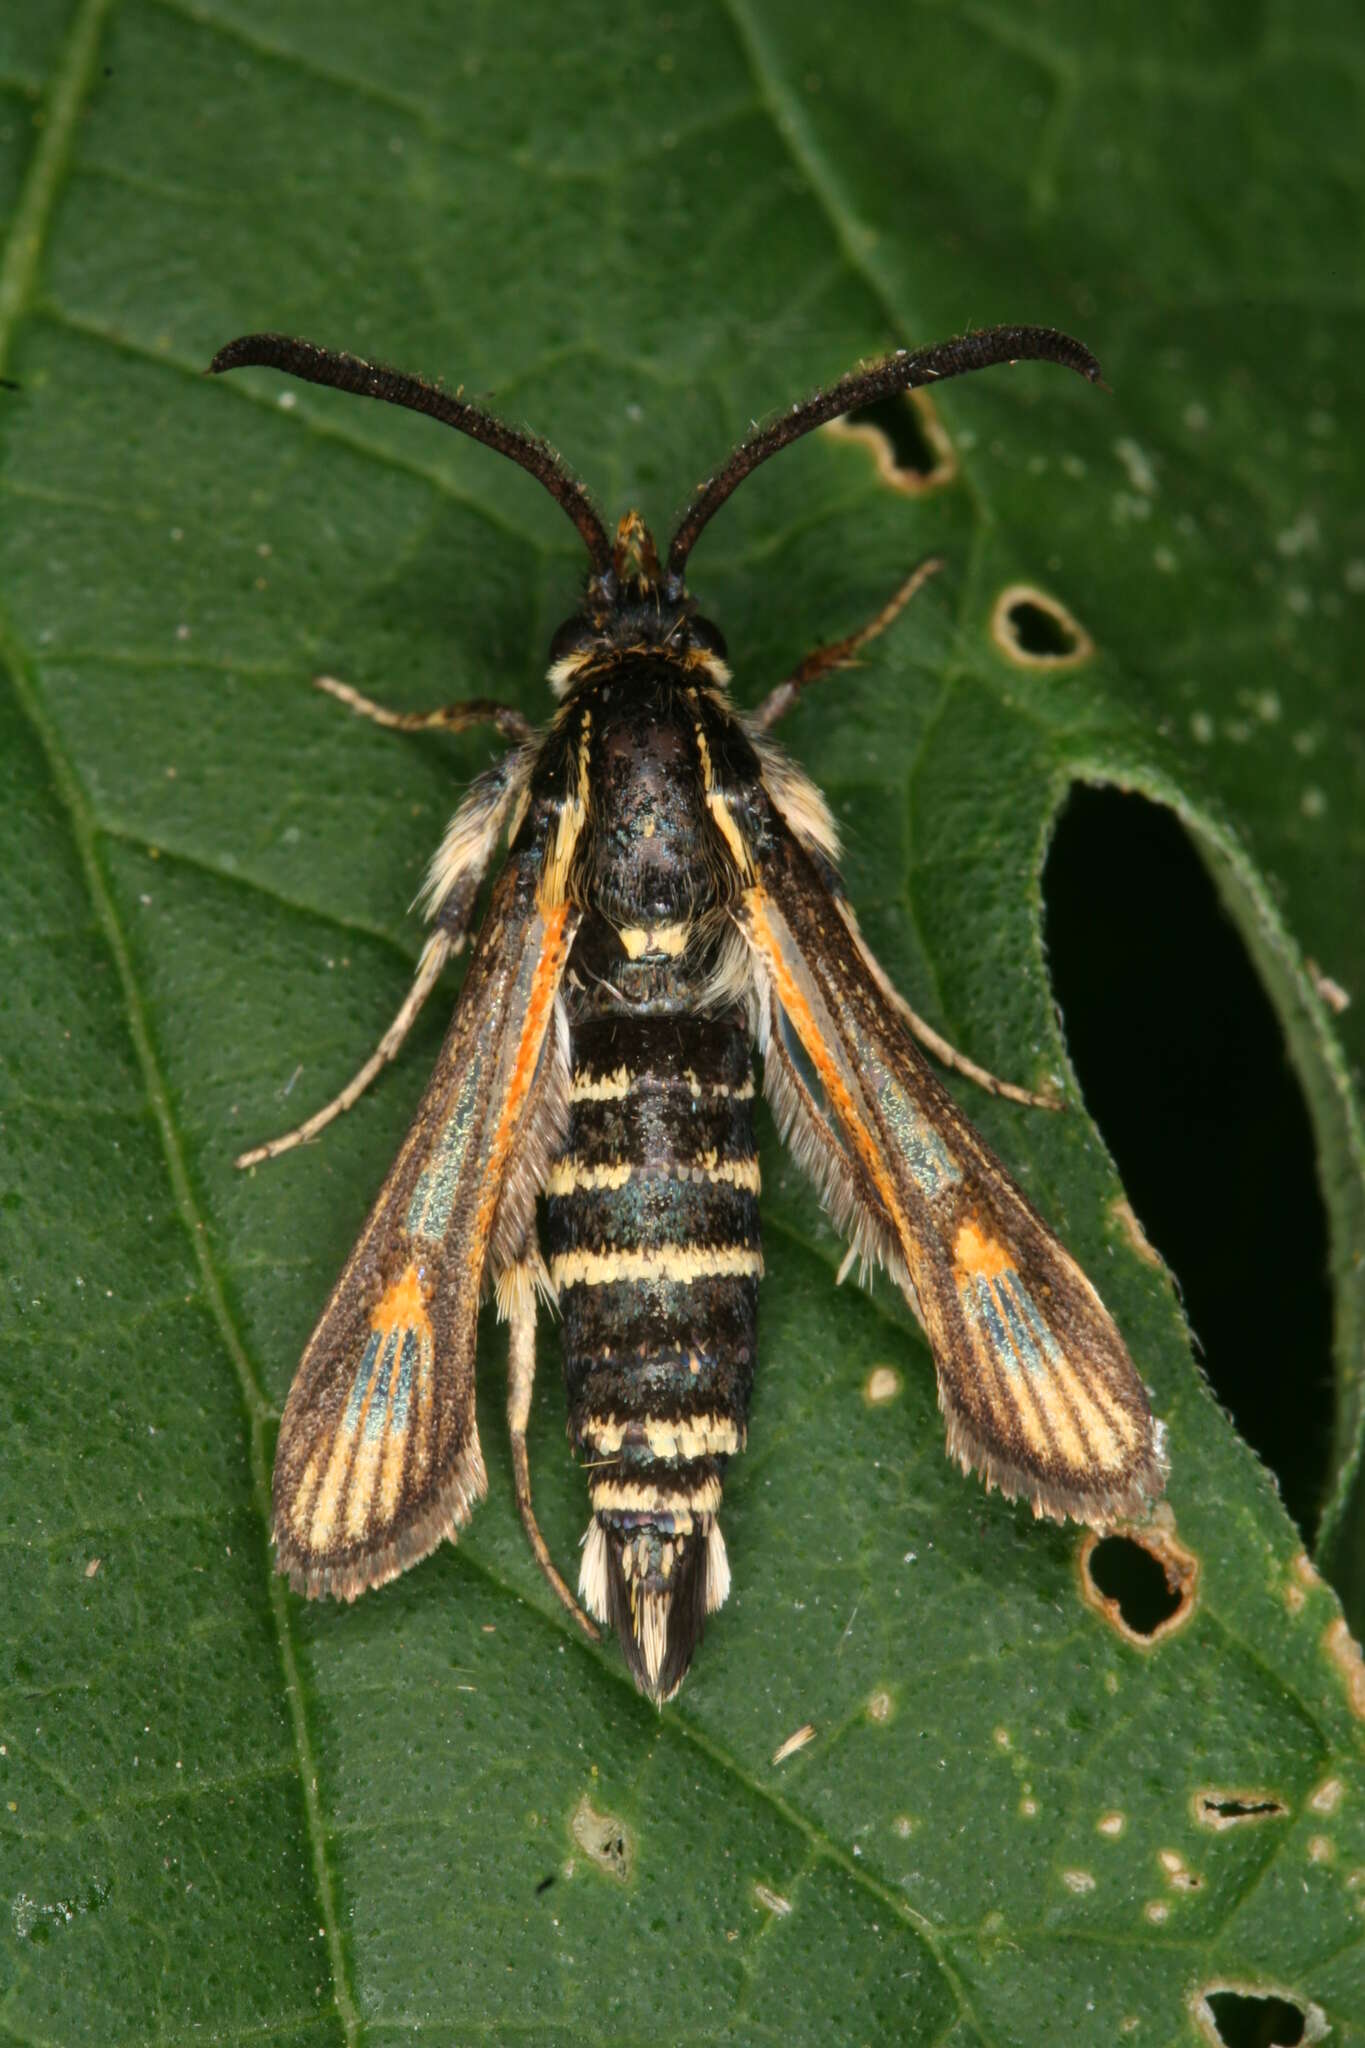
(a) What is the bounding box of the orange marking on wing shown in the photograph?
[371,1261,434,1343]
[953,1218,1013,1282]
[747,888,914,1249]
[474,902,572,1241]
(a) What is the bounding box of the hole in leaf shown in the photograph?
[1195,1791,1289,1828]
[990,582,1092,667]
[845,393,940,478]
[1204,1990,1306,2046]
[1086,1533,1185,1635]
[1011,599,1076,657]
[823,390,954,492]
[1044,787,1333,1540]
[570,1794,633,1882]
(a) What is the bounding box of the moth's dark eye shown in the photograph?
[548,616,594,666]
[689,614,728,661]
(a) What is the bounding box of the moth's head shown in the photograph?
[544,510,730,699]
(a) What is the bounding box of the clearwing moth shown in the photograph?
[212,324,1167,1704]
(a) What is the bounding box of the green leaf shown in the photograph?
[3,4,1362,2044]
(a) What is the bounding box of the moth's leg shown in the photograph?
[235,930,455,1167]
[893,999,1059,1110]
[315,673,533,744]
[236,752,527,1169]
[750,556,943,732]
[752,552,1057,1113]
[503,1259,600,1642]
[842,905,1060,1113]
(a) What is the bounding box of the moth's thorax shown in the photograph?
[586,674,714,935]
[539,658,762,939]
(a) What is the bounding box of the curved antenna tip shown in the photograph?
[668,324,1103,576]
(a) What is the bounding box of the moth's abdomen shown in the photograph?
[546,1009,759,1701]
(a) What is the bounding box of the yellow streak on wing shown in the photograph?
[345,1414,386,1541]
[1042,1355,1130,1470]
[292,1452,322,1539]
[379,1401,411,1522]
[373,1261,433,1343]
[965,1264,1131,1477]
[473,901,574,1248]
[953,1217,1014,1280]
[975,1322,1059,1467]
[308,1412,363,1551]
[955,1223,1099,1466]
[311,1263,433,1549]
[411,1293,436,1492]
[746,886,917,1247]
[1013,1356,1087,1468]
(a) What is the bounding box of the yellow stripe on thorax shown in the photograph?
[696,724,754,879]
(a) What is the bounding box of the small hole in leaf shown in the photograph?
[990,583,1092,667]
[1204,1990,1306,2046]
[1195,1792,1289,1828]
[824,390,954,492]
[1011,599,1076,657]
[1044,787,1334,1540]
[847,393,940,478]
[570,1794,633,1882]
[1086,1534,1184,1635]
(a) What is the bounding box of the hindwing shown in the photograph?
[271,851,576,1598]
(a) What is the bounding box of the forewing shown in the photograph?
[271,853,577,1598]
[741,823,1165,1527]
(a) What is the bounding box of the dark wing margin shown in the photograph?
[740,821,1166,1528]
[271,853,577,1598]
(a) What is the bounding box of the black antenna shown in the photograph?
[209,333,613,574]
[666,325,1103,581]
